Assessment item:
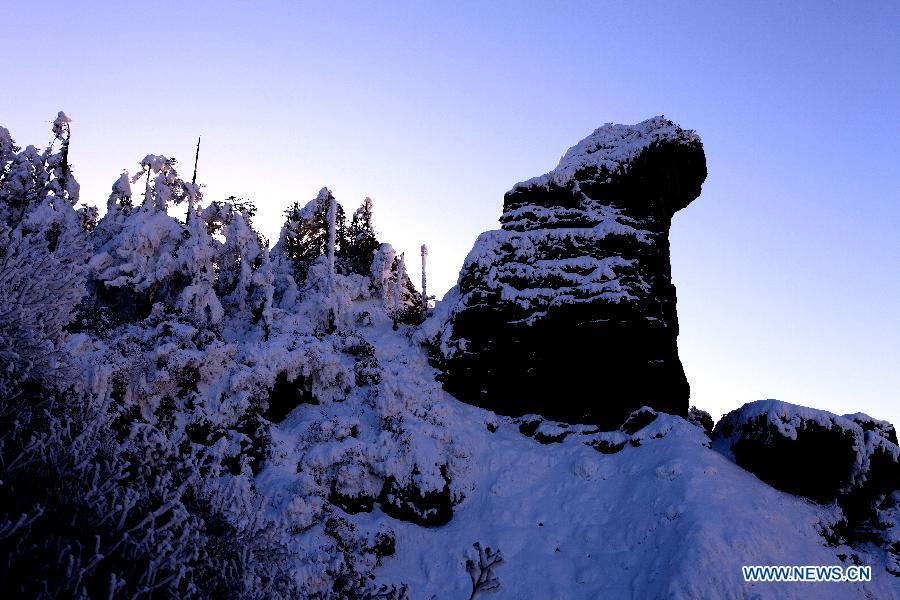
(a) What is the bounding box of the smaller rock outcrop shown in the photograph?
[712,400,900,573]
[712,400,899,504]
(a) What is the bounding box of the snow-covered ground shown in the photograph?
[261,311,897,599]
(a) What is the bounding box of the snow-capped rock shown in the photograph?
[713,400,900,578]
[712,400,899,504]
[432,116,706,427]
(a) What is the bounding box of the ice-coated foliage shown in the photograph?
[273,187,348,287]
[0,115,449,598]
[0,116,302,598]
[0,119,87,394]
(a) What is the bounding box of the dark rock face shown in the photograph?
[433,117,706,427]
[712,400,900,572]
[377,473,455,527]
[712,401,900,505]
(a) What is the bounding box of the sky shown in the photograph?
[2,1,898,426]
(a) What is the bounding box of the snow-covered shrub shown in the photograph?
[687,405,714,434]
[85,156,222,326]
[0,116,301,599]
[465,542,504,599]
[0,117,87,396]
[1,114,457,598]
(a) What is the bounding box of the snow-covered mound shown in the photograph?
[254,310,900,598]
[431,117,706,428]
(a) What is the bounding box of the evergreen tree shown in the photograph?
[274,187,348,287]
[343,197,380,276]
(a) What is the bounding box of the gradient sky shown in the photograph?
[3,1,898,426]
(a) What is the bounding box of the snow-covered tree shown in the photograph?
[343,197,380,276]
[370,244,423,326]
[177,201,224,325]
[207,200,274,337]
[132,154,194,212]
[327,191,337,285]
[0,114,88,393]
[394,252,407,325]
[0,115,462,599]
[273,187,348,289]
[87,155,221,325]
[372,242,398,314]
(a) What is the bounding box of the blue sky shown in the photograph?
[3,1,898,425]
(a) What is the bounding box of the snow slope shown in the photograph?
[261,314,897,599]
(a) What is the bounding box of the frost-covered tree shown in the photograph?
[273,187,348,288]
[0,115,462,599]
[327,191,337,285]
[0,115,88,393]
[206,199,274,337]
[372,242,398,314]
[370,244,423,326]
[421,243,429,318]
[88,156,221,325]
[132,154,195,212]
[343,197,380,276]
[394,252,407,326]
[177,201,224,325]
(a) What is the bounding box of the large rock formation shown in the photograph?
[432,116,706,427]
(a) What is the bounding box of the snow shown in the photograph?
[52,111,71,139]
[445,225,649,324]
[259,322,897,598]
[3,113,896,598]
[512,115,700,192]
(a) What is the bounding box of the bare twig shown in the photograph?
[466,542,504,600]
[191,136,201,185]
